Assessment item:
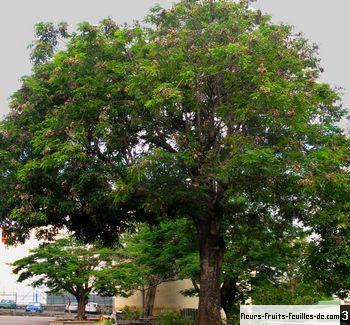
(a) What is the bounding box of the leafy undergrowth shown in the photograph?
[157,310,195,325]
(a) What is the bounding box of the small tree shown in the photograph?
[12,237,128,320]
[121,219,199,316]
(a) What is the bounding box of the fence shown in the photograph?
[0,292,195,319]
[0,290,46,306]
[47,293,114,313]
[0,291,113,313]
[180,308,197,321]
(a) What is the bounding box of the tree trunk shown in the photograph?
[66,296,71,315]
[197,219,225,325]
[221,278,238,324]
[290,275,297,300]
[76,296,88,321]
[141,285,146,316]
[145,277,158,317]
[221,278,237,317]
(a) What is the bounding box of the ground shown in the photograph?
[0,315,55,324]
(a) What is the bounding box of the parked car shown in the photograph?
[65,302,78,313]
[25,302,43,313]
[0,299,16,309]
[65,302,101,314]
[85,302,101,314]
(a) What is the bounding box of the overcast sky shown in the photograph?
[1,0,350,131]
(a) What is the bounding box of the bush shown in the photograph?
[120,305,141,320]
[157,310,195,325]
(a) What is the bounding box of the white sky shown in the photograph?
[0,231,42,299]
[0,0,349,295]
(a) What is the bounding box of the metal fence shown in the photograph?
[47,293,114,313]
[0,291,46,306]
[180,308,197,321]
[0,291,113,313]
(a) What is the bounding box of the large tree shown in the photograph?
[123,1,349,323]
[12,237,130,320]
[0,1,349,323]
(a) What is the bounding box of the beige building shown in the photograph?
[114,279,198,315]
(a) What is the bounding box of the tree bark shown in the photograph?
[196,219,225,325]
[66,296,71,315]
[221,278,238,324]
[140,285,146,316]
[144,276,158,317]
[76,296,88,321]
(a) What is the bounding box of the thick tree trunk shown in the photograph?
[197,220,225,325]
[76,296,88,321]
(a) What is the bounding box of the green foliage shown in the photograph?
[0,0,348,242]
[252,282,329,306]
[114,220,199,316]
[223,224,331,322]
[120,306,141,320]
[121,219,199,289]
[307,229,350,299]
[1,0,349,321]
[121,219,329,318]
[157,310,194,325]
[12,237,131,319]
[249,234,330,306]
[0,19,144,244]
[30,22,69,65]
[0,0,347,247]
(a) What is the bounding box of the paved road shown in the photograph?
[0,315,55,324]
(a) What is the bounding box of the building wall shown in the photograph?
[114,279,198,315]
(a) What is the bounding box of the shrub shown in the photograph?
[121,305,141,320]
[157,310,195,325]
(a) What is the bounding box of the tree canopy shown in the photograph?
[12,237,129,320]
[0,1,349,323]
